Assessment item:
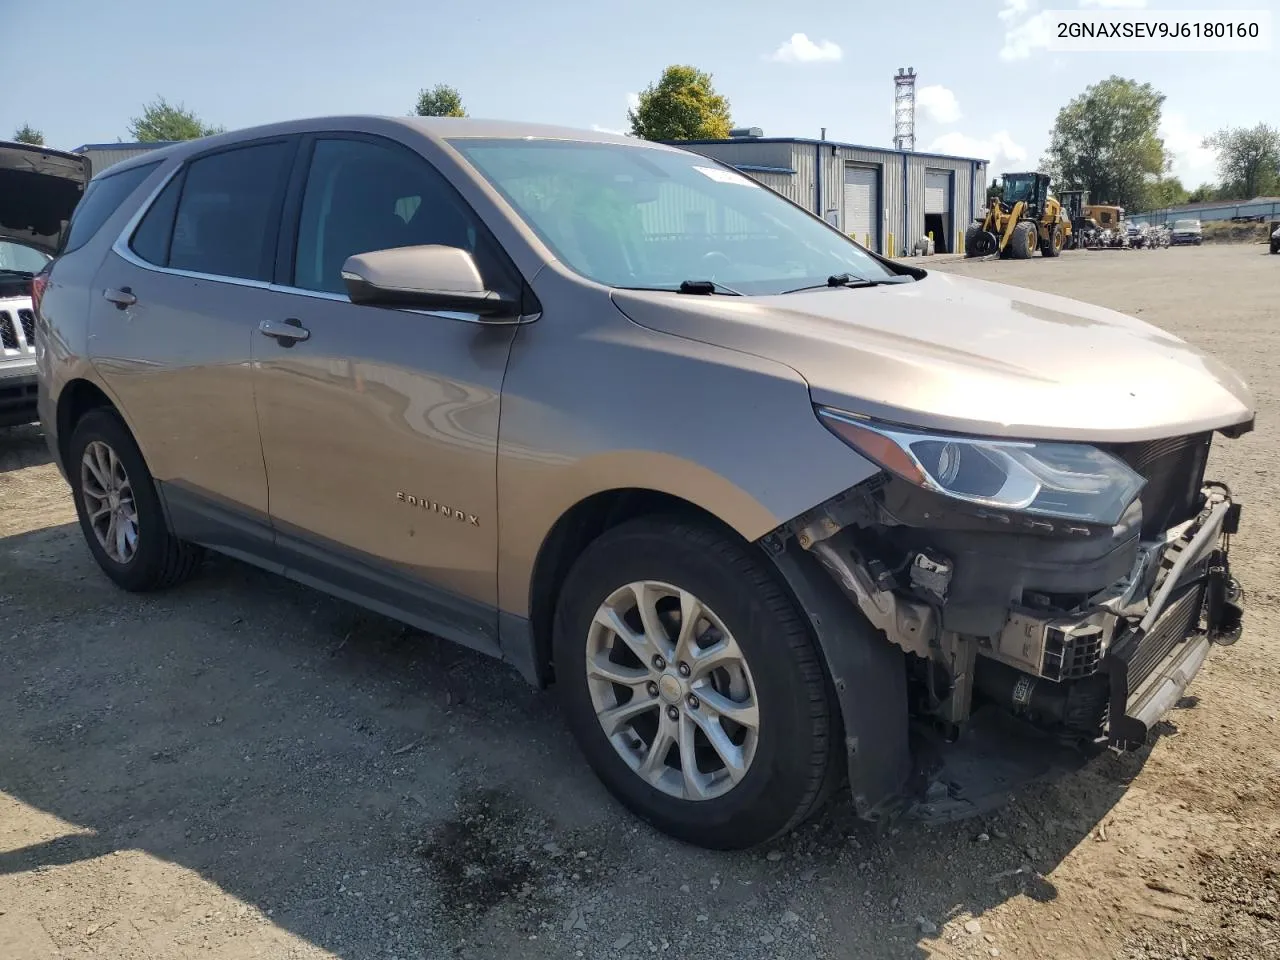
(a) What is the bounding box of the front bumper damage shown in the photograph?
[765,473,1245,825]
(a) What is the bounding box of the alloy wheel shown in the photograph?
[80,440,139,564]
[585,580,760,801]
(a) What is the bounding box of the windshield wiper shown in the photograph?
[677,279,743,296]
[780,273,914,294]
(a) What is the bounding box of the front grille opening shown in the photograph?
[17,309,35,346]
[0,311,17,350]
[1104,434,1212,538]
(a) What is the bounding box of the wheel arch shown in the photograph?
[523,486,748,687]
[55,378,117,475]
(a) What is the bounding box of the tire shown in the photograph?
[1042,224,1063,258]
[1010,221,1037,259]
[1271,242,1279,254]
[68,407,204,592]
[964,225,981,258]
[552,517,841,850]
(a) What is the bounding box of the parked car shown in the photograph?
[1170,218,1203,245]
[0,141,88,427]
[36,118,1255,849]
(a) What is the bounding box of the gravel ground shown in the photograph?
[1,242,1277,960]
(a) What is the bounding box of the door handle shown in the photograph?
[259,317,310,345]
[103,287,136,309]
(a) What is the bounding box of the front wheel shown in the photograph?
[1010,221,1037,259]
[552,518,841,849]
[68,408,204,592]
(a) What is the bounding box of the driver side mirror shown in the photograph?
[341,245,520,321]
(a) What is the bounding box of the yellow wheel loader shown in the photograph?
[965,172,1071,260]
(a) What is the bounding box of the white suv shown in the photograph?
[0,141,88,427]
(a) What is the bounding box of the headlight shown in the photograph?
[817,408,1145,527]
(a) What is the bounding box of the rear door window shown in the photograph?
[167,141,294,282]
[129,172,183,266]
[61,161,161,254]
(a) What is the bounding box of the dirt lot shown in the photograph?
[1,243,1277,960]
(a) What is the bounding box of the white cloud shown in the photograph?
[768,33,843,63]
[1000,10,1054,60]
[998,0,1147,60]
[917,85,963,124]
[998,0,1031,20]
[626,91,640,112]
[1161,112,1216,185]
[929,131,1029,169]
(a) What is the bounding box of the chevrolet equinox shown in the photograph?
[35,117,1255,849]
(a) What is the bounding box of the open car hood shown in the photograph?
[610,270,1255,445]
[0,141,90,256]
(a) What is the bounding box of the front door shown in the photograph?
[252,134,522,654]
[89,138,297,557]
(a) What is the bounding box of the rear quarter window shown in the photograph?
[61,161,162,254]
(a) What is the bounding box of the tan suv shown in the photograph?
[36,117,1255,849]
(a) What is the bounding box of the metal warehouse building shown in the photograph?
[72,141,175,178]
[667,133,989,257]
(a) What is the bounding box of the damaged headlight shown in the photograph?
[817,408,1145,526]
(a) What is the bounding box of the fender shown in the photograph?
[766,539,912,821]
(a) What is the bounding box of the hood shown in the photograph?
[609,270,1255,444]
[0,141,90,256]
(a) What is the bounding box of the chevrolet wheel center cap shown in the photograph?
[658,674,682,703]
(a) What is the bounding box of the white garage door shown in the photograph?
[843,165,878,248]
[925,170,952,214]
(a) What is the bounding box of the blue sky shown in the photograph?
[6,0,1275,189]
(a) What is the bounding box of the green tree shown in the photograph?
[1139,176,1188,212]
[1187,182,1220,203]
[128,97,224,142]
[1043,76,1171,210]
[628,65,732,141]
[1203,124,1280,200]
[414,84,467,118]
[12,124,44,145]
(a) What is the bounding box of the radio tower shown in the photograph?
[894,67,917,152]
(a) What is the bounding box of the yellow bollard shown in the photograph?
[864,233,871,248]
[958,230,964,256]
[928,230,935,255]
[888,232,895,257]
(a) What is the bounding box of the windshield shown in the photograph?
[1173,220,1200,230]
[0,240,50,275]
[449,138,896,295]
[1002,174,1035,203]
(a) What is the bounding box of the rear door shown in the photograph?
[251,133,524,655]
[88,137,298,557]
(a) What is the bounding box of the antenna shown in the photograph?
[893,67,917,152]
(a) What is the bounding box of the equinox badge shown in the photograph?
[396,492,479,526]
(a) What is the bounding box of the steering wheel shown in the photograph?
[701,250,732,280]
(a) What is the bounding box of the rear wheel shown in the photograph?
[1010,221,1037,259]
[68,408,204,592]
[552,517,841,849]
